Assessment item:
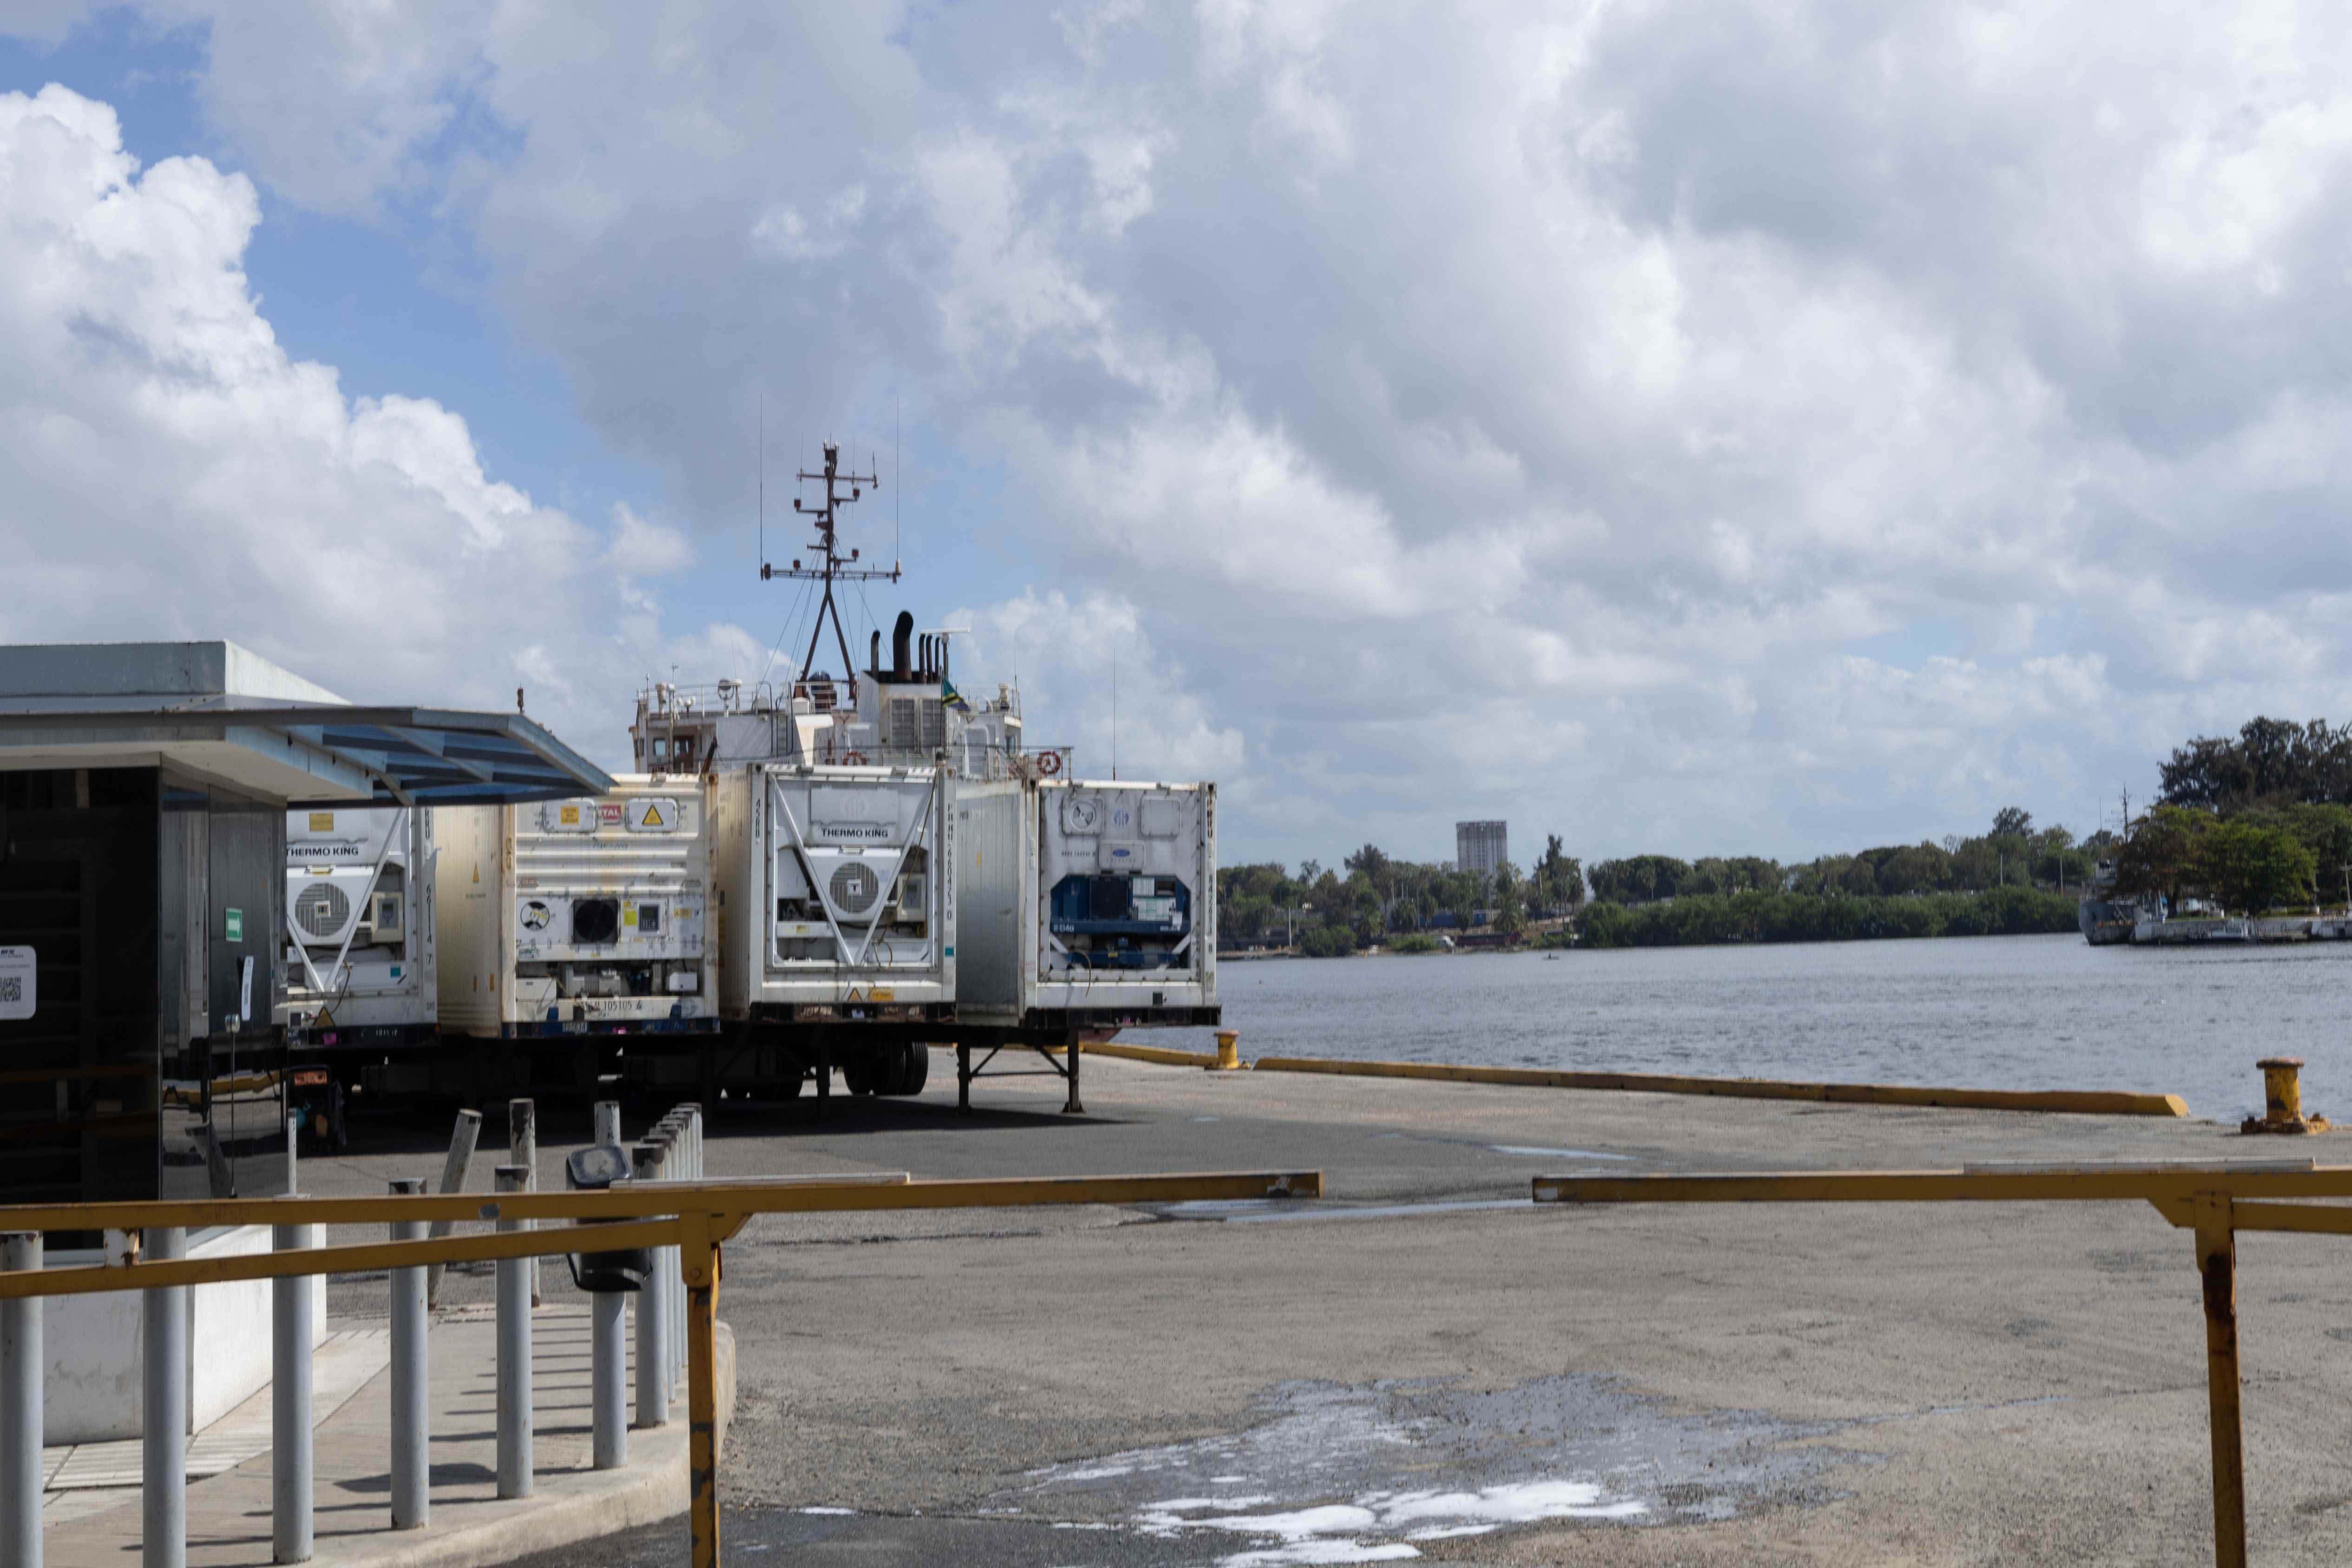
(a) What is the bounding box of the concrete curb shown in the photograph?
[303,1322,735,1568]
[1248,1054,2190,1118]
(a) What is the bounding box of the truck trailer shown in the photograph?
[281,805,435,1050]
[703,759,952,1098]
[955,779,1218,1036]
[435,776,718,1043]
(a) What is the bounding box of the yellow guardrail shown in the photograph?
[1252,1054,2190,1117]
[0,1167,1323,1568]
[1532,1160,2351,1568]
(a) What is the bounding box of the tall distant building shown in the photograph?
[1455,820,1508,879]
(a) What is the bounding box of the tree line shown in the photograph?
[1216,808,2092,955]
[1216,714,2352,956]
[1218,835,1587,955]
[2109,716,2352,913]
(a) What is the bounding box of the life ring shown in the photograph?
[1037,749,1063,776]
[842,749,867,765]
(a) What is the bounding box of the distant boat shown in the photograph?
[2078,860,2146,945]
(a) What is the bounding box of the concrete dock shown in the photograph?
[304,1058,2352,1566]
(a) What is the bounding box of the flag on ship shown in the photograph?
[941,678,972,715]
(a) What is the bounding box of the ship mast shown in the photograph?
[761,441,898,702]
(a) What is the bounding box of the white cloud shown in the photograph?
[19,5,2352,863]
[0,84,739,768]
[952,588,1245,787]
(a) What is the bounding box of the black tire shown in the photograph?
[875,1041,931,1097]
[841,1056,879,1096]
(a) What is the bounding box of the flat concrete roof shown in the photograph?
[0,640,347,707]
[0,642,612,806]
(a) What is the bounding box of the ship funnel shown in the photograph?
[870,629,882,675]
[892,611,914,681]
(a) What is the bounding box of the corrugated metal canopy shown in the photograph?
[0,701,615,806]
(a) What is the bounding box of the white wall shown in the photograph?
[45,1224,328,1447]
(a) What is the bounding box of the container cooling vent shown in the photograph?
[295,882,350,942]
[828,862,883,918]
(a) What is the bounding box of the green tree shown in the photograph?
[2195,820,2315,912]
[1492,860,1527,940]
[1534,835,1585,910]
[2115,805,2212,905]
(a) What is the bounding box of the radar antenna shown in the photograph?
[761,440,900,702]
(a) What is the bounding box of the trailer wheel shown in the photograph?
[874,1041,930,1097]
[841,1057,879,1096]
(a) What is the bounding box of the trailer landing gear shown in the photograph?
[954,1038,1084,1115]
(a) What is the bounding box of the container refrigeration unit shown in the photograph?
[953,778,1218,1110]
[705,759,953,1100]
[436,776,718,1054]
[281,806,435,1050]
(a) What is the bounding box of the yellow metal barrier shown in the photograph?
[1254,1054,2190,1117]
[1532,1160,2352,1568]
[0,1167,1322,1568]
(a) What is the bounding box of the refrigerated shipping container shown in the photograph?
[955,779,1218,1040]
[281,805,435,1048]
[437,777,717,1037]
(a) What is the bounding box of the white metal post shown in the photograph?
[388,1179,428,1529]
[494,1166,532,1498]
[270,1221,314,1563]
[591,1101,627,1467]
[143,1226,189,1568]
[509,1100,539,1307]
[424,1109,481,1307]
[2,1232,41,1568]
[631,1142,667,1429]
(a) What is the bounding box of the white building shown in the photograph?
[1455,820,1508,879]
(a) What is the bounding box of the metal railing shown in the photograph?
[0,1135,1320,1568]
[1532,1159,2352,1568]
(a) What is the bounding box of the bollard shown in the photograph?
[591,1289,627,1470]
[594,1099,622,1148]
[425,1108,481,1307]
[388,1179,429,1530]
[2242,1057,2329,1135]
[271,1220,315,1563]
[2,1233,42,1568]
[1215,1030,1242,1071]
[494,1165,532,1498]
[1064,1034,1085,1115]
[510,1099,540,1306]
[144,1226,189,1568]
[658,1123,683,1394]
[632,1141,669,1428]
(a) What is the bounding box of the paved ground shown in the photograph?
[308,1053,2352,1566]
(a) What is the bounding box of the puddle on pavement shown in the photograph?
[999,1373,1856,1565]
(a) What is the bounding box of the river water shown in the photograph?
[1163,933,2352,1121]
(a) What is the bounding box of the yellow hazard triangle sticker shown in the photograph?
[643,803,666,826]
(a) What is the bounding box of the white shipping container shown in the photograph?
[955,779,1218,1035]
[281,806,435,1041]
[712,762,955,1026]
[436,777,716,1037]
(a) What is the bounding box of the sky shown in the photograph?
[5,4,2352,871]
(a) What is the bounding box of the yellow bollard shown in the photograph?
[2242,1056,2328,1135]
[1214,1030,1242,1071]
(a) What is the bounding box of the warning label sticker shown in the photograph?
[627,798,678,832]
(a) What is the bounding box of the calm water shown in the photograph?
[1161,933,2352,1120]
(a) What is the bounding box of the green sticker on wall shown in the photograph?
[225,908,243,943]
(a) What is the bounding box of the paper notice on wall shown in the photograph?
[0,946,33,1020]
